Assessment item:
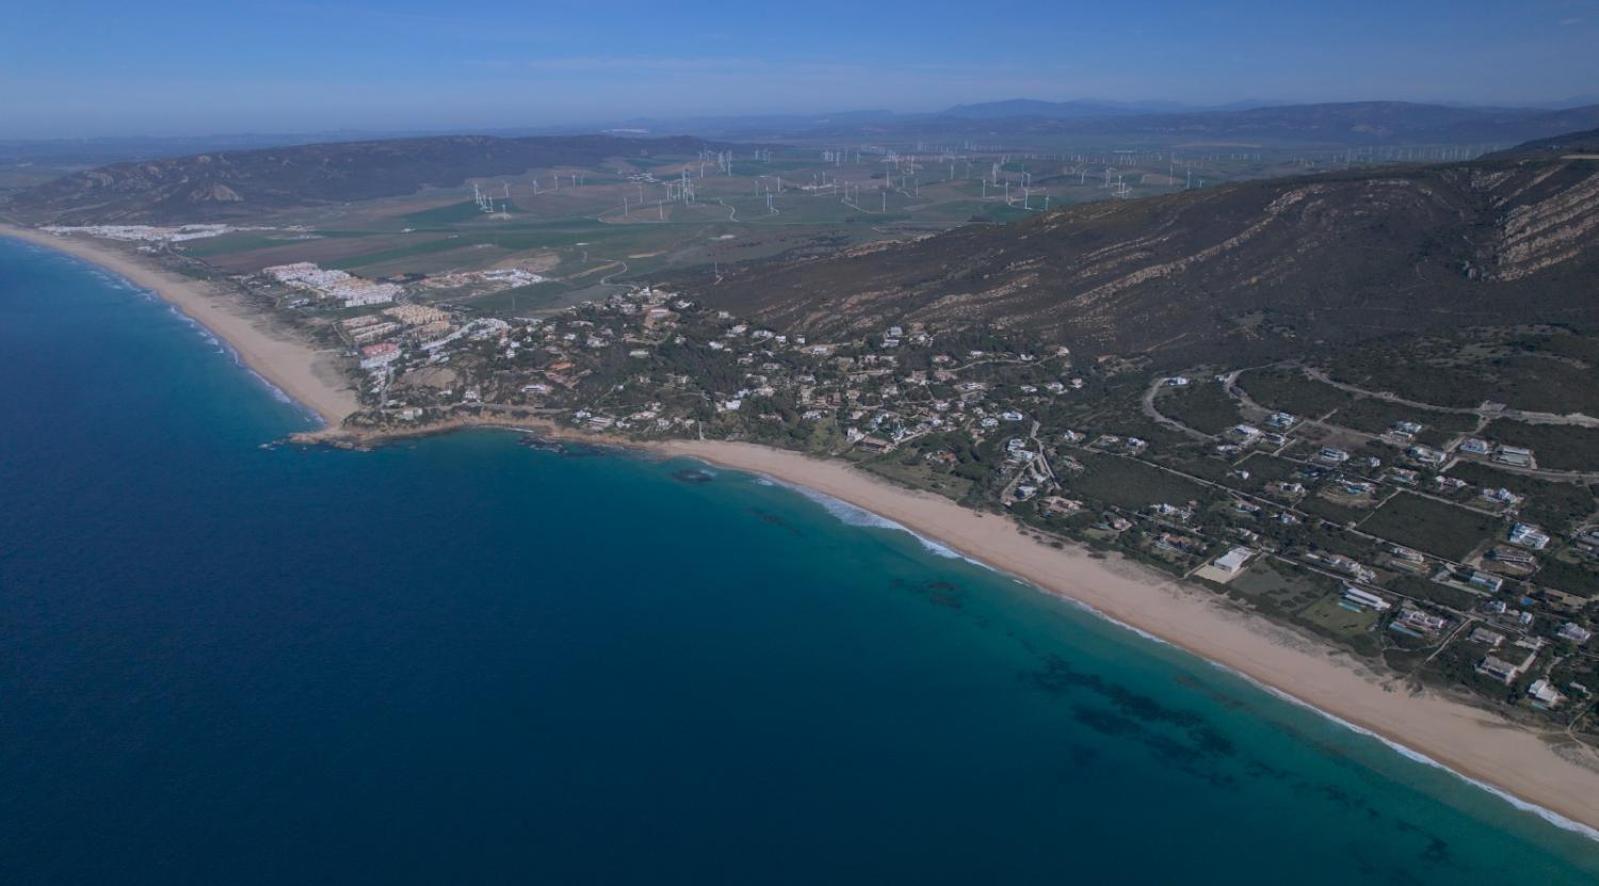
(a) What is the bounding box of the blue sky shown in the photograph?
[3,0,1597,137]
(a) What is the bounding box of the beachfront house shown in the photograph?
[1341,586,1392,612]
[1528,679,1566,709]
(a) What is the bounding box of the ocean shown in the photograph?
[2,236,1596,883]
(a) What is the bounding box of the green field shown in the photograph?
[860,458,975,502]
[1360,492,1505,561]
[1295,593,1382,654]
[1237,368,1355,418]
[1329,331,1599,415]
[1158,381,1241,435]
[1387,575,1481,611]
[1326,397,1477,445]
[164,143,1309,315]
[1229,558,1337,612]
[1484,419,1599,472]
[1064,452,1213,510]
[1227,557,1382,656]
[402,199,528,226]
[1301,495,1374,526]
[1445,462,1597,531]
[1534,557,1599,598]
[1234,452,1304,485]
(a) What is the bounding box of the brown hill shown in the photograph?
[2,134,716,225]
[684,151,1599,364]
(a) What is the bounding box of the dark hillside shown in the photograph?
[682,148,1599,364]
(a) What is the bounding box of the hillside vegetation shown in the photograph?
[686,149,1599,364]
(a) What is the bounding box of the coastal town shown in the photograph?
[14,3,1599,877]
[8,117,1599,833]
[227,256,1599,743]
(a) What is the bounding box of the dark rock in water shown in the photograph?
[516,436,604,457]
[673,468,715,484]
[516,436,562,453]
[749,508,801,535]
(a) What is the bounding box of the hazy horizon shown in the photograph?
[4,0,1598,139]
[7,95,1599,144]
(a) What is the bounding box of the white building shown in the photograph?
[1341,586,1392,612]
[1556,622,1593,645]
[1212,547,1254,575]
[264,262,401,307]
[1528,679,1566,708]
[1508,522,1551,550]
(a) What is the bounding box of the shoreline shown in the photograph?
[314,415,1599,838]
[10,229,1599,837]
[650,439,1599,838]
[0,224,358,426]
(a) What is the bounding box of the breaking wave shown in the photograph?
[764,475,978,563]
[737,460,1599,844]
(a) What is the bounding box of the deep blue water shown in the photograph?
[2,236,1597,884]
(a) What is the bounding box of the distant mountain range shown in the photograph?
[1496,126,1599,157]
[939,98,1269,119]
[8,99,1599,175]
[1034,101,1599,145]
[0,132,415,168]
[1,134,718,225]
[682,132,1599,364]
[729,100,1599,147]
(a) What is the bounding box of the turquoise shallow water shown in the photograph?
[2,236,1598,883]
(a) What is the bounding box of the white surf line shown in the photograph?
[23,241,325,428]
[702,457,1599,844]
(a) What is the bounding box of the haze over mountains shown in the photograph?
[6,103,1599,371]
[3,135,718,224]
[10,99,1599,222]
[944,99,1204,118]
[629,100,1599,145]
[8,98,1599,169]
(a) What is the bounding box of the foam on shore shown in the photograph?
[716,456,1599,844]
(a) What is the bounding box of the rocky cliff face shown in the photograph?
[1489,163,1599,280]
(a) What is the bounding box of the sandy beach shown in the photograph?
[0,224,358,425]
[312,416,1599,834]
[9,228,1599,836]
[650,440,1599,835]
